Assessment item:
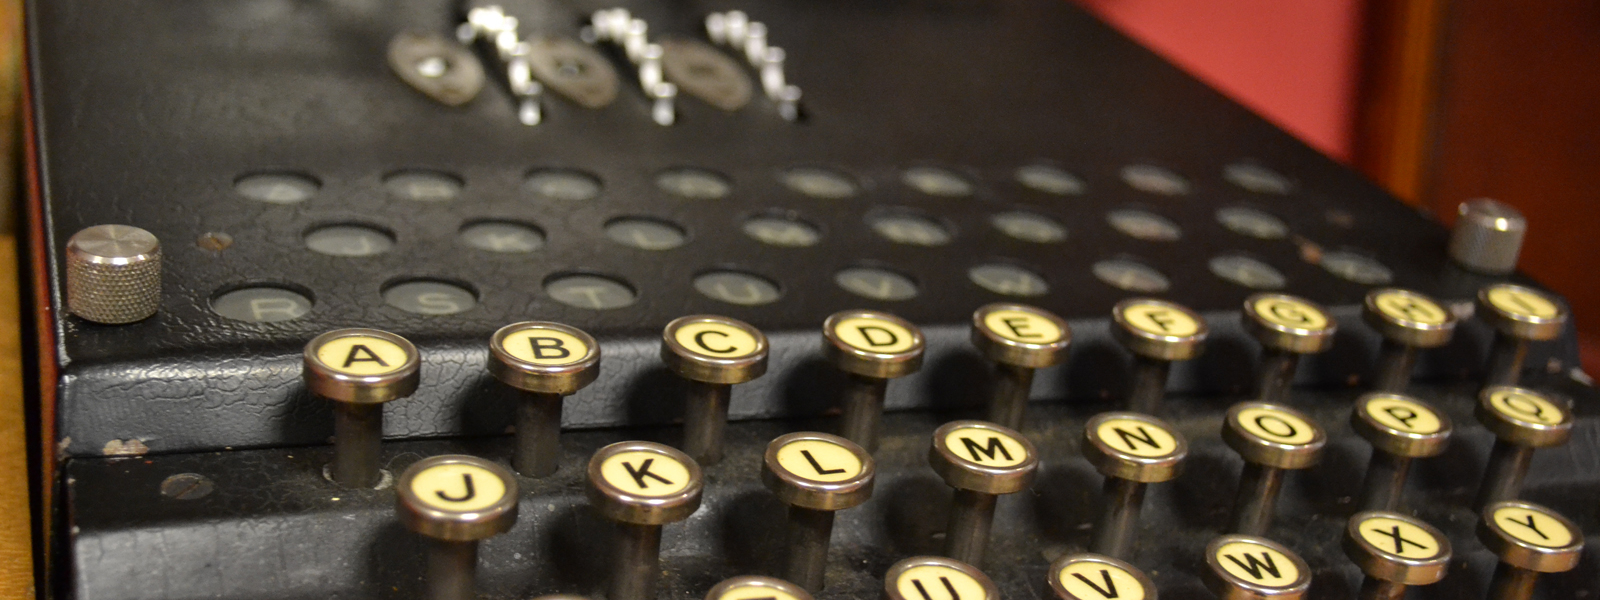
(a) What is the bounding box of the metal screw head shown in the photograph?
[489,321,601,394]
[1477,283,1569,341]
[1475,386,1573,447]
[661,315,769,384]
[762,431,874,511]
[1221,402,1326,470]
[159,473,214,500]
[1111,298,1208,361]
[1478,500,1584,573]
[65,224,162,324]
[586,441,703,526]
[196,232,233,251]
[928,420,1038,495]
[1241,294,1337,354]
[396,455,519,542]
[1350,393,1452,458]
[1343,511,1451,585]
[821,310,925,379]
[970,303,1072,369]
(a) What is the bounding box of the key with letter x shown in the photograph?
[1343,511,1451,599]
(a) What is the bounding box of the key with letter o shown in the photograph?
[489,321,601,477]
[1203,535,1311,599]
[762,432,874,592]
[1242,294,1336,404]
[1222,402,1326,536]
[1477,283,1569,386]
[929,420,1038,567]
[822,309,925,452]
[1473,386,1573,511]
[1111,298,1207,414]
[1343,511,1450,599]
[587,441,704,600]
[1362,288,1456,392]
[304,328,421,487]
[1048,553,1156,600]
[1350,392,1452,512]
[396,455,519,600]
[1082,412,1187,559]
[882,556,998,600]
[1479,501,1584,600]
[970,303,1072,429]
[662,315,769,465]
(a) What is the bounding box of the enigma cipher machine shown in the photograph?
[21,0,1598,599]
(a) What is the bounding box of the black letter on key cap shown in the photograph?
[1113,426,1164,452]
[1070,569,1119,598]
[1223,552,1282,580]
[1382,406,1419,429]
[1369,525,1430,554]
[342,344,390,368]
[1001,317,1042,339]
[857,326,900,347]
[436,473,477,503]
[1503,513,1550,540]
[530,336,572,360]
[911,577,961,600]
[623,458,674,488]
[960,436,1014,463]
[801,450,846,475]
[694,330,736,354]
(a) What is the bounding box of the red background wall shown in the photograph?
[1073,0,1367,163]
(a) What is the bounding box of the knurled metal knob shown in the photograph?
[1449,198,1526,274]
[65,224,162,324]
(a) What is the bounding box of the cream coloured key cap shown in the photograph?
[1479,501,1584,600]
[489,321,601,477]
[1111,298,1207,414]
[822,309,925,451]
[1343,511,1450,599]
[661,315,769,465]
[1472,386,1572,511]
[929,420,1038,567]
[970,303,1071,429]
[1241,294,1336,404]
[761,432,874,592]
[1362,288,1456,392]
[1202,535,1311,599]
[586,441,703,600]
[1082,412,1187,559]
[304,328,420,487]
[1048,553,1156,600]
[1222,402,1325,536]
[1477,283,1568,386]
[882,556,998,600]
[1350,393,1452,511]
[396,455,519,600]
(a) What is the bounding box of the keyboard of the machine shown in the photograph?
[26,0,1598,599]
